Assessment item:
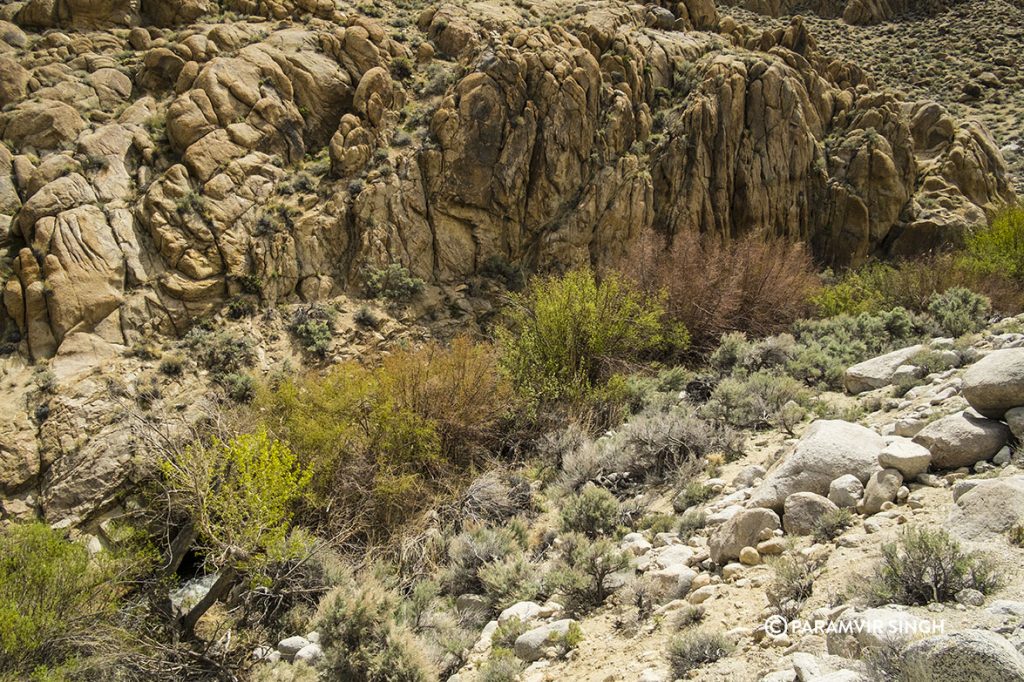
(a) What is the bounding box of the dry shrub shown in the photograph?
[623,228,820,351]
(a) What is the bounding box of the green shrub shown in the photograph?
[183,327,254,381]
[365,264,425,302]
[316,577,434,682]
[866,527,1000,605]
[927,287,991,337]
[677,509,707,537]
[497,268,687,404]
[477,648,523,682]
[559,485,621,538]
[158,354,184,377]
[673,604,705,629]
[767,555,821,620]
[444,523,527,596]
[490,617,530,650]
[964,207,1024,282]
[672,481,714,513]
[639,513,677,535]
[1009,523,1024,548]
[666,629,733,677]
[703,369,807,430]
[289,304,335,358]
[812,508,854,543]
[478,554,542,611]
[223,372,256,403]
[547,533,630,614]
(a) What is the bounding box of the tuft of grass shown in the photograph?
[667,629,734,677]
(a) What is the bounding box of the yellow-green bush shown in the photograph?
[964,206,1024,282]
[256,340,516,542]
[496,268,687,405]
[0,523,130,677]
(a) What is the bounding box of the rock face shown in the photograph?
[722,0,965,25]
[913,411,1010,469]
[962,349,1024,419]
[749,420,884,511]
[947,477,1024,537]
[844,345,924,394]
[902,630,1024,682]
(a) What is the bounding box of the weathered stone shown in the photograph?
[879,438,932,478]
[784,492,840,535]
[913,411,1010,469]
[845,345,924,394]
[962,348,1024,419]
[709,508,780,563]
[902,630,1024,681]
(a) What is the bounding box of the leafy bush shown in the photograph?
[624,228,819,351]
[672,481,714,513]
[496,267,686,404]
[547,533,630,614]
[289,304,335,358]
[365,264,425,302]
[0,523,130,676]
[964,207,1024,283]
[866,527,1000,605]
[316,577,434,682]
[703,369,807,430]
[478,554,543,611]
[927,287,991,337]
[477,648,523,681]
[162,430,311,600]
[182,327,254,382]
[444,523,527,596]
[256,340,514,541]
[559,485,621,538]
[767,555,822,620]
[666,629,734,677]
[812,508,854,543]
[490,617,531,650]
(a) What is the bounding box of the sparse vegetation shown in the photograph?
[365,264,425,302]
[559,484,621,538]
[667,629,734,677]
[813,507,855,543]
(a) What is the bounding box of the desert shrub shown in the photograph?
[619,406,739,481]
[639,513,677,535]
[866,527,1000,605]
[812,508,854,543]
[252,661,320,682]
[702,369,808,430]
[0,523,136,677]
[767,555,822,620]
[289,304,335,358]
[183,327,254,381]
[666,629,734,677]
[927,287,991,337]
[256,340,514,541]
[672,481,714,513]
[490,617,531,650]
[478,554,543,611]
[444,523,527,596]
[677,509,707,537]
[624,228,819,351]
[963,206,1024,283]
[316,577,434,682]
[559,485,621,538]
[159,353,184,376]
[547,533,630,614]
[458,470,533,525]
[477,648,523,682]
[1008,523,1024,548]
[223,372,256,403]
[496,267,687,405]
[365,264,425,302]
[673,604,705,629]
[785,308,923,388]
[355,305,381,328]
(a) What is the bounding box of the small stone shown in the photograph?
[739,546,761,565]
[956,588,985,607]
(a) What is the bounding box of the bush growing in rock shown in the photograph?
[497,267,687,405]
[444,522,528,596]
[927,287,991,337]
[491,617,531,649]
[364,263,425,302]
[703,369,808,430]
[866,527,1000,605]
[547,533,630,614]
[624,228,819,351]
[478,554,543,611]
[289,304,336,358]
[477,648,523,681]
[673,481,714,512]
[812,507,855,543]
[677,509,708,537]
[666,629,734,677]
[560,484,622,538]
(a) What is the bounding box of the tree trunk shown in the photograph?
[181,565,238,638]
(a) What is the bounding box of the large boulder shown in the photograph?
[513,619,578,662]
[749,420,884,511]
[826,607,934,658]
[913,411,1009,469]
[902,630,1024,681]
[844,344,924,394]
[828,474,864,508]
[860,468,902,515]
[947,477,1024,538]
[962,348,1024,419]
[783,492,840,535]
[709,508,780,563]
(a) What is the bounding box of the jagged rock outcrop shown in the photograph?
[720,0,965,25]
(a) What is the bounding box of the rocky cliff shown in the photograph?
[0,0,1016,525]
